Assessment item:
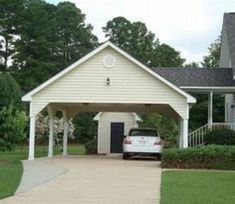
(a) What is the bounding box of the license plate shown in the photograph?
[139,140,146,144]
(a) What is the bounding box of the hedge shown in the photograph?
[204,129,235,145]
[161,145,235,170]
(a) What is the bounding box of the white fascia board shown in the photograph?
[22,41,196,103]
[181,86,235,90]
[132,113,142,122]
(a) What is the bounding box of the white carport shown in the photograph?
[22,41,196,160]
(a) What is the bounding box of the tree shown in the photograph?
[0,73,21,110]
[151,43,185,67]
[72,112,97,144]
[103,17,158,66]
[55,2,98,67]
[12,0,59,93]
[0,0,24,71]
[103,17,185,67]
[0,105,27,151]
[184,62,199,67]
[201,37,221,68]
[12,0,98,93]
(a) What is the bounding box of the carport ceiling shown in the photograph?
[50,102,179,118]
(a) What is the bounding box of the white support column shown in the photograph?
[179,119,184,149]
[182,118,188,148]
[48,106,54,158]
[62,110,68,156]
[208,91,213,127]
[28,115,36,160]
[180,104,189,149]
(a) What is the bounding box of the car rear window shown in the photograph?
[129,129,158,137]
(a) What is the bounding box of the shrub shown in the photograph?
[0,105,28,151]
[0,73,21,110]
[72,112,97,144]
[204,129,235,145]
[85,137,97,154]
[161,145,235,170]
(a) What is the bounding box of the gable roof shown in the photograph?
[222,13,235,73]
[153,67,235,87]
[22,41,196,103]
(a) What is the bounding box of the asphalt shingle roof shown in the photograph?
[152,67,235,87]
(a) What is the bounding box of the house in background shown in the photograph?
[94,112,141,154]
[22,12,235,160]
[220,13,235,123]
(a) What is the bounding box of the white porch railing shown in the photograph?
[188,122,235,147]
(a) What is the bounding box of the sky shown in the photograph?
[46,0,235,63]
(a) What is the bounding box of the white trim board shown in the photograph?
[22,41,196,103]
[181,86,235,93]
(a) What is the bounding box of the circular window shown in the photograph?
[102,55,116,68]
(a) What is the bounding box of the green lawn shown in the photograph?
[0,145,85,199]
[161,170,235,204]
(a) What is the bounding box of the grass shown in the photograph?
[161,170,235,204]
[0,144,85,199]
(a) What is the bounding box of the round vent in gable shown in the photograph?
[102,55,116,68]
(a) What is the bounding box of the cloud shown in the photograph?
[47,0,235,63]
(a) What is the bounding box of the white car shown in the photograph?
[122,128,163,160]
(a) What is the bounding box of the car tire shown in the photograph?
[122,153,129,160]
[156,154,161,161]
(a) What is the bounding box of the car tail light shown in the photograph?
[123,138,132,144]
[154,139,162,145]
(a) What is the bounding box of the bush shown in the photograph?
[204,129,235,145]
[72,112,97,144]
[85,137,97,154]
[161,145,235,170]
[0,73,21,110]
[0,105,28,151]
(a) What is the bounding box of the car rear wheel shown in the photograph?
[156,154,161,160]
[122,153,129,160]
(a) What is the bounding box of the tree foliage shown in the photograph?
[201,37,221,68]
[0,105,27,151]
[12,0,98,93]
[103,17,185,67]
[0,0,24,70]
[55,2,98,66]
[72,112,97,144]
[0,73,21,109]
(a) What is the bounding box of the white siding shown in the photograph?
[225,94,235,122]
[31,47,188,118]
[97,112,137,154]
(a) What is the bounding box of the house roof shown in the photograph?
[152,67,235,87]
[223,13,235,73]
[22,41,196,103]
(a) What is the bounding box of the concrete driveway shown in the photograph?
[2,155,161,204]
